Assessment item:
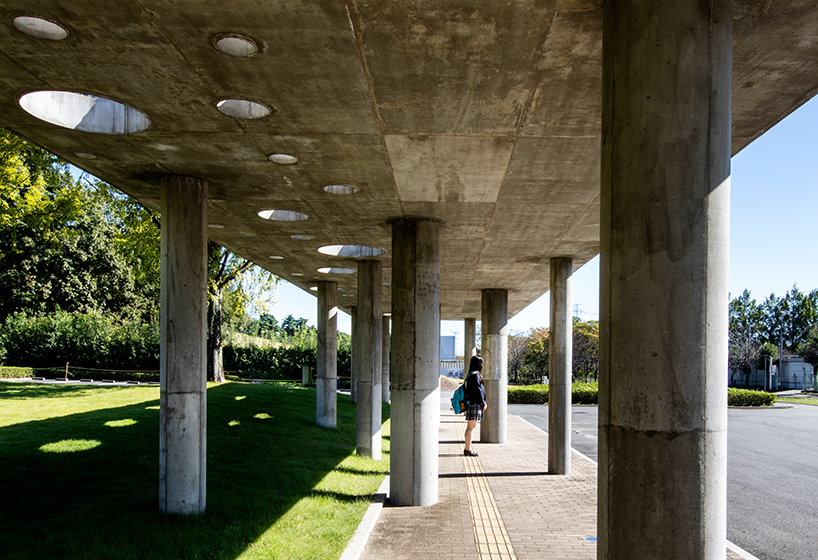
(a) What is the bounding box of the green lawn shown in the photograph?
[776,395,818,406]
[0,381,389,560]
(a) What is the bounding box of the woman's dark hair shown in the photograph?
[468,355,483,373]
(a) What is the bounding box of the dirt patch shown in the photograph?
[440,375,463,391]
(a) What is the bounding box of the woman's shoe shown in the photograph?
[464,449,479,457]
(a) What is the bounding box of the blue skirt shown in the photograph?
[466,403,483,421]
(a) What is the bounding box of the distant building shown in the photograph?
[729,355,816,391]
[440,335,463,378]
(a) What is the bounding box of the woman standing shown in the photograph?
[463,355,486,457]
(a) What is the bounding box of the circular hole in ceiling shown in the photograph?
[13,16,68,40]
[268,153,298,165]
[309,286,318,292]
[291,272,304,276]
[317,244,385,258]
[19,91,150,134]
[258,209,308,222]
[317,267,357,275]
[74,152,97,159]
[290,234,314,241]
[216,98,270,119]
[214,34,258,57]
[208,223,225,229]
[323,184,358,195]
[268,255,284,260]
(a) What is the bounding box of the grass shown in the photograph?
[776,396,818,406]
[0,380,389,560]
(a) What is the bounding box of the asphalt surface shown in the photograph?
[509,402,818,560]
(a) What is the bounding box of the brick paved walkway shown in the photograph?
[358,407,745,560]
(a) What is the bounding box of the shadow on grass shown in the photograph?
[0,381,389,560]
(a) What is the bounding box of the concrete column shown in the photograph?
[317,281,337,428]
[382,316,391,403]
[464,318,477,370]
[549,257,573,475]
[356,260,383,459]
[390,218,441,506]
[159,176,207,515]
[350,306,357,403]
[599,2,731,559]
[481,289,508,444]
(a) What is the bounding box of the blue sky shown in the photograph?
[272,95,818,338]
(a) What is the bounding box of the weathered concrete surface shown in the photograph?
[381,316,390,404]
[356,260,382,459]
[1,1,814,319]
[390,218,440,506]
[350,306,357,404]
[464,318,477,365]
[316,281,337,428]
[481,289,508,444]
[599,1,731,558]
[549,257,572,475]
[158,176,207,515]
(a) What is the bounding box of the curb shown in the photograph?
[339,475,389,560]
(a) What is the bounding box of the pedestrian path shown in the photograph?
[356,407,745,560]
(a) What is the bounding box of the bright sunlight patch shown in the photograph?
[253,413,272,419]
[104,419,137,428]
[40,439,102,453]
[228,420,241,427]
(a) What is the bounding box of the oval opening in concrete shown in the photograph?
[19,91,150,134]
[323,184,358,195]
[217,98,270,119]
[318,244,385,258]
[258,209,308,222]
[317,267,357,275]
[214,34,258,57]
[268,153,298,164]
[13,16,68,40]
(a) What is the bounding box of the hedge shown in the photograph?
[507,382,599,405]
[728,388,776,407]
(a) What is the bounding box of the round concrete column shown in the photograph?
[350,306,357,404]
[389,218,441,506]
[549,257,573,475]
[317,281,338,428]
[464,318,477,367]
[481,289,508,444]
[382,316,391,404]
[159,176,208,515]
[356,260,383,459]
[600,2,731,558]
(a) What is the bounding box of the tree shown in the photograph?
[508,330,531,383]
[798,327,818,378]
[0,129,141,322]
[572,318,599,381]
[525,327,550,379]
[207,242,278,382]
[280,315,308,337]
[729,289,763,384]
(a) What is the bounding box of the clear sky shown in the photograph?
[270,95,818,341]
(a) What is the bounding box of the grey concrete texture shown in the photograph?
[549,257,573,475]
[2,1,814,321]
[481,289,509,444]
[381,316,390,404]
[356,260,383,460]
[389,219,441,506]
[158,177,207,515]
[599,1,731,558]
[316,281,337,428]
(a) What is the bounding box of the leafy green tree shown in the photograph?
[508,330,531,384]
[524,327,550,378]
[572,318,599,381]
[798,327,818,377]
[0,129,140,322]
[281,315,309,337]
[207,242,278,382]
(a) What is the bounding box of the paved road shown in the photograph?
[509,403,818,560]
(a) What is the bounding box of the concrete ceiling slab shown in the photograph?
[1,0,816,321]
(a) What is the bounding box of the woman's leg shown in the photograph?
[464,419,477,451]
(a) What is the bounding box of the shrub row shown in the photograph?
[728,388,776,407]
[507,382,599,405]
